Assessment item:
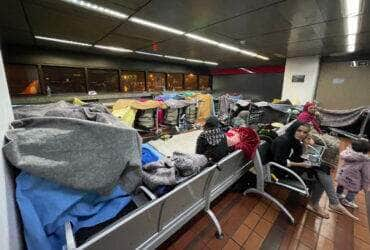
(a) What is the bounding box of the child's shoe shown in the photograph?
[341,199,359,209]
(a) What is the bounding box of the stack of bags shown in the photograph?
[136,109,155,129]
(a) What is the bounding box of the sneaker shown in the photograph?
[337,193,346,199]
[341,199,359,209]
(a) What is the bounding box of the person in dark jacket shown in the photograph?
[270,121,358,220]
[196,116,229,163]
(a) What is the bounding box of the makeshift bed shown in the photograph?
[64,129,253,250]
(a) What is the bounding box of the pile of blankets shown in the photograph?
[3,101,143,250]
[142,151,208,190]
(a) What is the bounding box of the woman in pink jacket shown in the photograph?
[336,139,370,208]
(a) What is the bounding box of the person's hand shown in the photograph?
[304,137,315,146]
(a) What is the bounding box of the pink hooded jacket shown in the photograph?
[336,147,370,192]
[297,102,322,133]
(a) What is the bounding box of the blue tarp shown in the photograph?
[16,172,132,250]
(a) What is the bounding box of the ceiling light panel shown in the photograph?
[164,55,186,61]
[94,45,132,52]
[35,35,92,46]
[129,17,185,35]
[60,0,129,19]
[135,51,164,57]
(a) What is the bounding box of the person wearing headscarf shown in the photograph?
[270,121,358,220]
[297,102,322,133]
[196,116,229,162]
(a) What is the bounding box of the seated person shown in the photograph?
[231,110,250,127]
[298,101,340,168]
[270,121,358,220]
[297,102,322,133]
[196,116,229,163]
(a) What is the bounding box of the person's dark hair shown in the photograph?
[204,116,219,129]
[352,139,370,154]
[285,121,311,138]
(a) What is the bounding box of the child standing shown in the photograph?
[336,139,370,208]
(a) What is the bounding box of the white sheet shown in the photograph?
[148,130,202,157]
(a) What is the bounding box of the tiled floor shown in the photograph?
[159,139,370,250]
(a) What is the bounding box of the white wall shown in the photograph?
[0,49,22,250]
[281,56,320,105]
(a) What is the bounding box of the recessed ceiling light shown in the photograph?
[94,45,132,53]
[204,61,218,66]
[60,0,128,19]
[164,55,186,61]
[255,55,270,60]
[135,51,164,57]
[129,17,185,35]
[35,35,92,47]
[186,58,204,63]
[185,33,219,46]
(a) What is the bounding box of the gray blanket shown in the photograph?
[4,101,142,194]
[142,151,207,190]
[317,106,370,127]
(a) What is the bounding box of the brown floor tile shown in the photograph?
[296,242,311,250]
[299,227,318,249]
[316,235,334,250]
[319,221,336,241]
[263,207,280,223]
[354,223,370,244]
[243,212,261,229]
[224,215,246,237]
[279,231,294,250]
[254,219,273,239]
[302,212,322,233]
[288,239,300,250]
[353,238,370,250]
[223,239,241,250]
[168,229,196,249]
[232,224,252,246]
[207,234,230,249]
[252,202,269,216]
[242,232,263,250]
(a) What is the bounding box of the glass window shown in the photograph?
[199,75,210,90]
[184,73,198,90]
[88,69,119,93]
[120,71,145,92]
[5,64,40,96]
[42,66,86,94]
[167,73,183,91]
[147,72,166,91]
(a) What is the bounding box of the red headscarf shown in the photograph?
[297,102,321,133]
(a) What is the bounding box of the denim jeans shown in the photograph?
[310,170,339,206]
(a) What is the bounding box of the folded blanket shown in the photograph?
[4,116,142,195]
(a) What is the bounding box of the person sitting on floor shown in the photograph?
[196,116,229,163]
[270,121,358,220]
[336,139,370,208]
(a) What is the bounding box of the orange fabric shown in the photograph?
[21,80,40,95]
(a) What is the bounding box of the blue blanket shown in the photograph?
[142,143,163,165]
[16,172,132,250]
